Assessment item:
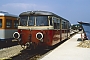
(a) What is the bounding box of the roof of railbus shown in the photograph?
[19,11,69,22]
[0,11,18,18]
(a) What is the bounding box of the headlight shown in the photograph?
[13,32,20,39]
[36,32,43,40]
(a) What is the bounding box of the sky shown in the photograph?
[0,0,90,24]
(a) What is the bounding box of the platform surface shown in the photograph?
[40,33,90,60]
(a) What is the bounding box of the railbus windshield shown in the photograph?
[20,16,49,26]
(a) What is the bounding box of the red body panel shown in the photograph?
[19,30,53,46]
[18,29,69,47]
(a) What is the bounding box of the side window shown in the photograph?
[68,22,71,29]
[57,19,60,29]
[62,20,67,29]
[64,21,67,29]
[14,20,19,28]
[53,17,57,29]
[6,20,12,28]
[53,17,60,29]
[0,19,2,28]
[62,20,65,29]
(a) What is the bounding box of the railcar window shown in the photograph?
[20,16,28,26]
[6,20,12,28]
[57,19,60,29]
[62,20,67,29]
[53,17,57,29]
[67,22,71,29]
[53,18,60,29]
[69,22,71,29]
[62,20,65,29]
[14,20,19,28]
[36,16,48,26]
[64,21,67,29]
[0,19,2,28]
[29,16,35,26]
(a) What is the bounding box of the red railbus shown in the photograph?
[13,11,71,49]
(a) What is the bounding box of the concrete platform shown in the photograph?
[40,33,90,60]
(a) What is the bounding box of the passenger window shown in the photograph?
[62,20,65,29]
[14,20,19,28]
[6,20,12,28]
[53,17,57,29]
[65,21,67,29]
[53,17,60,29]
[0,19,2,28]
[57,19,60,29]
[62,20,67,29]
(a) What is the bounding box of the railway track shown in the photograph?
[11,47,51,60]
[11,49,37,60]
[11,39,70,60]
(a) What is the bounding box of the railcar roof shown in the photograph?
[20,11,56,16]
[19,11,68,21]
[0,11,18,18]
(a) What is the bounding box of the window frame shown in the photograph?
[53,17,60,29]
[6,19,12,28]
[14,20,19,28]
[36,16,48,26]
